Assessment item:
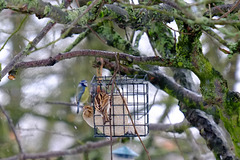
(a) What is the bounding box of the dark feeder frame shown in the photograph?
[90,75,149,137]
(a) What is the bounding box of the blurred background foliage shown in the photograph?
[0,0,239,160]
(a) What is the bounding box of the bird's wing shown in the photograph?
[94,92,109,112]
[76,86,86,104]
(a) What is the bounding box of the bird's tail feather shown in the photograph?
[76,103,80,114]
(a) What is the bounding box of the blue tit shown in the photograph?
[76,80,89,114]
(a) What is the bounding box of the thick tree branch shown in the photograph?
[100,59,203,108]
[184,108,236,159]
[101,58,237,159]
[11,50,203,109]
[4,0,69,24]
[146,70,203,107]
[158,0,181,10]
[172,63,237,159]
[13,50,176,70]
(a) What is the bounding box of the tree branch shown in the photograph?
[0,138,119,160]
[0,105,23,154]
[205,1,240,17]
[0,21,56,80]
[218,0,240,20]
[5,0,69,23]
[11,50,203,109]
[184,108,236,159]
[0,121,193,160]
[100,59,203,109]
[149,119,190,133]
[13,50,176,70]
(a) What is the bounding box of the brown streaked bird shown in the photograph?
[94,92,110,124]
[82,105,94,128]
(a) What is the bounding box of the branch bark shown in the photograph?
[4,0,69,23]
[13,50,173,70]
[184,109,236,159]
[11,50,203,110]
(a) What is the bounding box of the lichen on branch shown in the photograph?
[176,20,240,156]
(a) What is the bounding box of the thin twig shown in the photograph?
[149,119,190,133]
[145,89,158,115]
[109,54,120,160]
[218,0,240,20]
[46,101,77,107]
[0,105,23,153]
[61,0,101,38]
[0,15,28,52]
[166,114,186,159]
[0,121,194,160]
[112,54,151,160]
[106,54,151,159]
[114,84,151,160]
[185,129,202,159]
[1,138,119,160]
[109,88,113,160]
[17,127,76,138]
[208,4,212,19]
[95,57,114,159]
[1,0,101,80]
[0,21,56,80]
[22,1,102,57]
[146,31,160,57]
[212,3,225,15]
[163,23,192,35]
[86,24,107,44]
[64,29,90,52]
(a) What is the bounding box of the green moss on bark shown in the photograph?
[176,20,240,157]
[0,0,6,11]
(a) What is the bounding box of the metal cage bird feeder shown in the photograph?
[90,75,149,137]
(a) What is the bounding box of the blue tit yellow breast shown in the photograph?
[81,86,89,104]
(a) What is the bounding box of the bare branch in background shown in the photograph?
[46,101,76,107]
[218,0,240,20]
[205,1,240,17]
[0,105,23,154]
[0,138,119,160]
[0,21,56,80]
[149,119,190,133]
[1,0,240,159]
[0,121,195,160]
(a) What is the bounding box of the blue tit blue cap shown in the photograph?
[79,80,88,87]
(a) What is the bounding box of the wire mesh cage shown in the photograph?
[90,75,149,137]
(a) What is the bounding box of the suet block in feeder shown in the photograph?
[90,75,149,137]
